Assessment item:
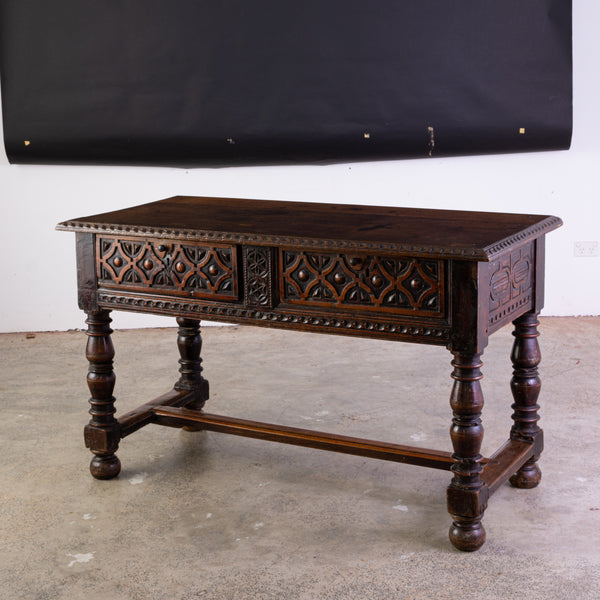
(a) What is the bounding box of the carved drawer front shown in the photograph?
[280,250,445,317]
[97,237,239,301]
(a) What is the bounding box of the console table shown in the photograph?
[57,196,562,551]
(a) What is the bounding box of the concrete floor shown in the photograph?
[1,316,599,599]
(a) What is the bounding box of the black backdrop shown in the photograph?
[0,1,572,167]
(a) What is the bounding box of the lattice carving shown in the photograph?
[489,242,534,327]
[280,251,444,316]
[97,237,238,301]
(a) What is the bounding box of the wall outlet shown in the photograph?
[573,241,599,257]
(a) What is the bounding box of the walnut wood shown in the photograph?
[117,321,209,437]
[57,196,563,261]
[481,437,543,494]
[118,389,195,437]
[279,249,445,317]
[243,245,275,308]
[58,196,562,551]
[76,233,98,312]
[96,236,239,301]
[509,312,543,488]
[449,260,490,355]
[152,407,456,470]
[174,317,209,408]
[447,353,487,552]
[95,289,453,345]
[533,237,546,314]
[84,310,121,479]
[488,240,535,334]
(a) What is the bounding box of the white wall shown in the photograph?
[1,1,599,333]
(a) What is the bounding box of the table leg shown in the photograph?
[83,310,121,479]
[174,317,209,407]
[509,312,543,489]
[175,318,209,432]
[447,352,487,551]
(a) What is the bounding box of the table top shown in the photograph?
[57,196,562,261]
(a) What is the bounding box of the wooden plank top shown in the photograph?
[57,196,562,261]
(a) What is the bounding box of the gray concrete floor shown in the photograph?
[1,317,599,599]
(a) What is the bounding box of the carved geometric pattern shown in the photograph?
[489,242,534,327]
[280,251,444,316]
[97,237,238,301]
[243,246,274,308]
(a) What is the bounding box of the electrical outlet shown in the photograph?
[573,241,599,257]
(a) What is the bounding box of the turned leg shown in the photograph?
[83,310,121,479]
[447,353,488,551]
[175,317,209,410]
[509,312,543,489]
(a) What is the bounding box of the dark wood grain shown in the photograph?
[118,389,195,438]
[76,233,98,312]
[57,196,562,260]
[59,196,562,551]
[174,317,209,406]
[481,438,543,494]
[447,353,487,552]
[509,312,544,489]
[152,407,457,470]
[83,310,121,479]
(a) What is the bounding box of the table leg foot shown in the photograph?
[447,352,488,551]
[174,317,209,430]
[449,519,486,552]
[90,454,121,480]
[84,310,122,479]
[510,459,541,489]
[509,312,543,490]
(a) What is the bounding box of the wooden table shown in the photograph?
[57,196,562,551]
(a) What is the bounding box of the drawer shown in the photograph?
[279,250,445,317]
[97,237,239,301]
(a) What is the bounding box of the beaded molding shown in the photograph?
[57,214,562,261]
[97,292,451,343]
